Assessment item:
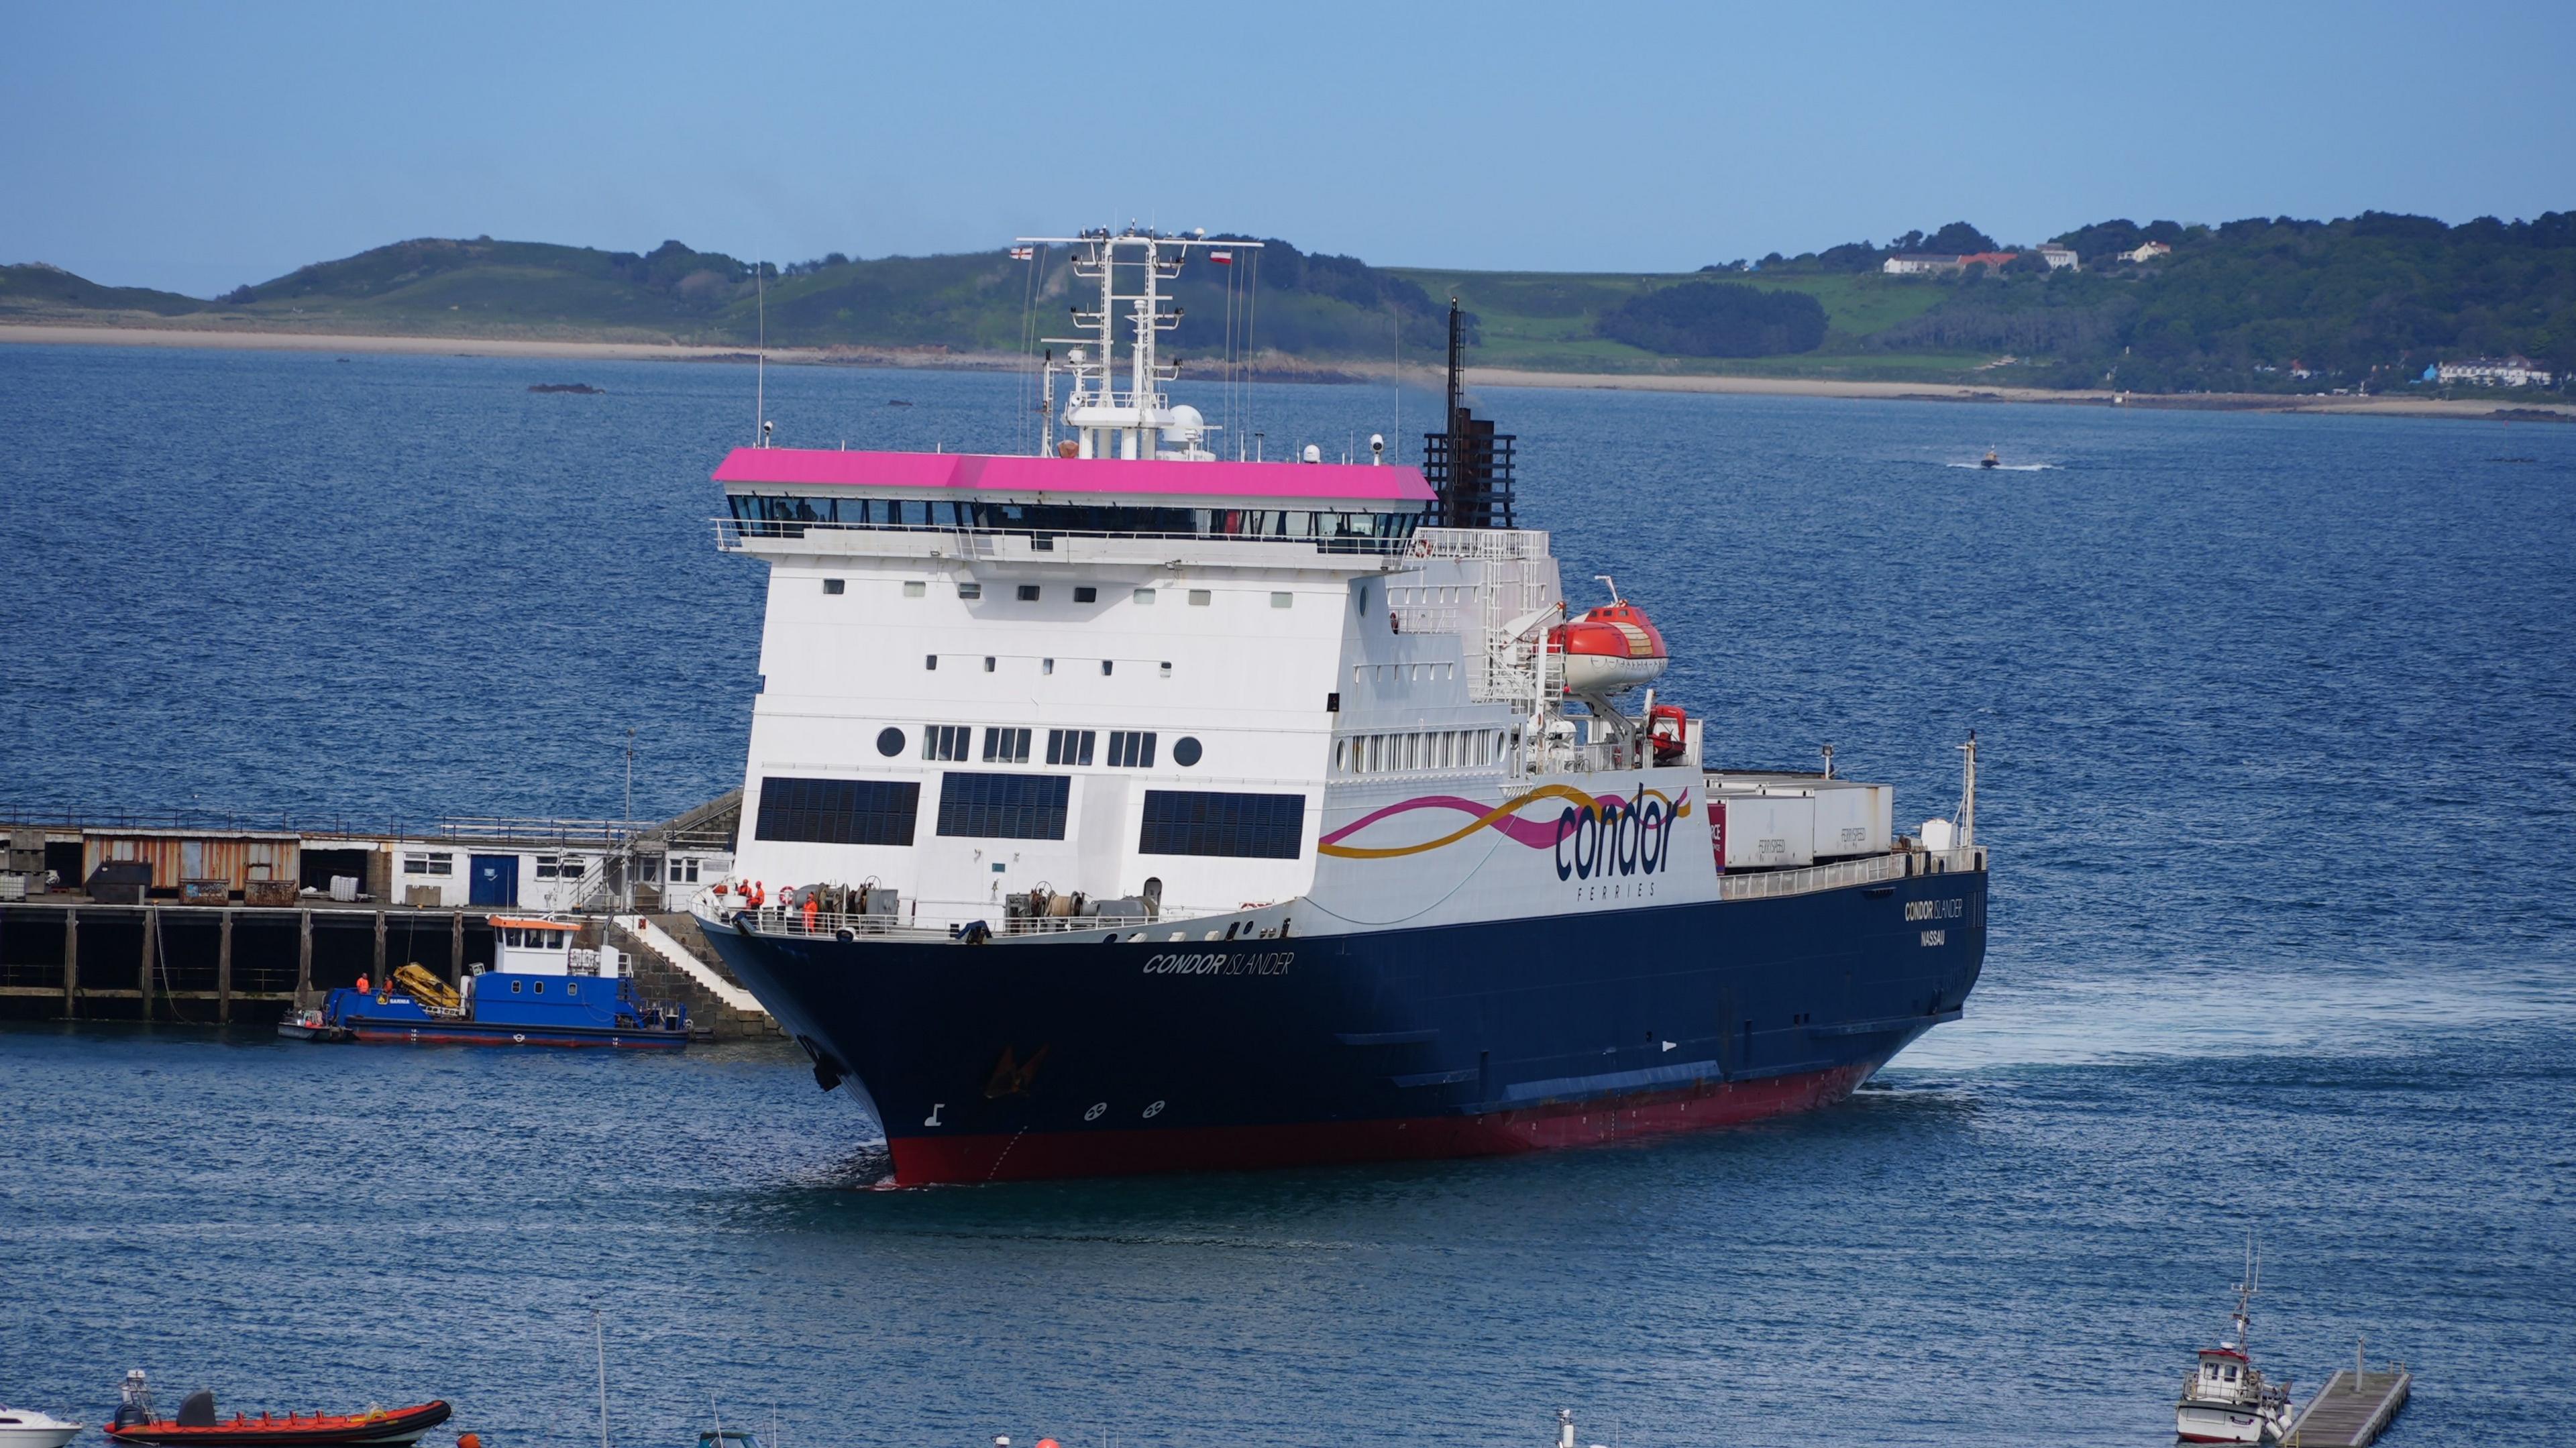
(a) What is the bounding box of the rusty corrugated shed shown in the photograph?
[83,831,299,890]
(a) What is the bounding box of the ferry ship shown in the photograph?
[694,227,1988,1183]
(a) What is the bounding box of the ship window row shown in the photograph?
[1335,728,1513,775]
[891,725,1174,769]
[729,494,1424,545]
[753,775,1304,857]
[1354,662,1460,683]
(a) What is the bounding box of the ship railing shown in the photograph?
[714,518,1418,556]
[1411,527,1551,561]
[1715,846,1985,901]
[724,903,1170,942]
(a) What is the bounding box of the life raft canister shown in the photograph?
[1548,599,1670,694]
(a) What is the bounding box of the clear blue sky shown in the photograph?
[7,1,2572,297]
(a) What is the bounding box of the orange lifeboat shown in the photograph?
[1548,598,1668,694]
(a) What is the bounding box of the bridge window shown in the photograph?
[754,777,922,847]
[922,725,971,761]
[1139,790,1305,860]
[1046,729,1095,766]
[936,773,1070,840]
[1108,730,1156,768]
[1075,586,1097,602]
[982,727,1032,764]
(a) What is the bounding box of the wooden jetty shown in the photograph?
[2288,1364,2410,1447]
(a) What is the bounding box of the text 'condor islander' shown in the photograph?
[694,225,1988,1184]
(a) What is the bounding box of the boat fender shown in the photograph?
[836,926,856,942]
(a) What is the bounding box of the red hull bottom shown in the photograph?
[888,1062,1876,1184]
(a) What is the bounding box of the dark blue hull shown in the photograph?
[705,865,1986,1182]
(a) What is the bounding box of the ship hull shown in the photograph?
[706,868,1985,1184]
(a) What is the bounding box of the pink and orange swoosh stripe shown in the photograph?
[1318,784,1693,860]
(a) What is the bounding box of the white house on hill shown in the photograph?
[2436,355,2555,388]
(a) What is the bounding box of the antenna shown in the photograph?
[754,257,767,447]
[1959,730,1978,846]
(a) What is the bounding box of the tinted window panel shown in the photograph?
[754,777,920,847]
[936,773,1071,840]
[1138,790,1305,860]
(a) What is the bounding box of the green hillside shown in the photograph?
[8,211,2572,395]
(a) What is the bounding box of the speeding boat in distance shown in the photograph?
[1980,448,2000,468]
[0,1407,83,1448]
[105,1374,451,1448]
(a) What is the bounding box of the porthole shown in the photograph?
[511,981,523,994]
[1173,736,1203,767]
[534,982,545,995]
[876,726,905,757]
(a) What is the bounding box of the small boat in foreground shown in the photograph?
[105,1374,449,1448]
[2175,1256,2296,1443]
[287,919,690,1049]
[0,1408,83,1448]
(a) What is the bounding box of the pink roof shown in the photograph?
[713,447,1434,504]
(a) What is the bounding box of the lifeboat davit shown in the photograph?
[1548,599,1668,695]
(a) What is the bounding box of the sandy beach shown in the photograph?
[5,321,2567,422]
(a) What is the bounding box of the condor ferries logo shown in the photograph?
[1551,784,1682,883]
[1318,781,1693,899]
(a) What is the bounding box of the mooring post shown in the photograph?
[217,909,234,1023]
[138,905,158,1022]
[62,905,78,1019]
[373,909,386,982]
[297,908,313,1007]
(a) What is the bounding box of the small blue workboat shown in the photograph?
[292,916,691,1048]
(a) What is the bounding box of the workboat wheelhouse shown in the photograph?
[695,226,1988,1183]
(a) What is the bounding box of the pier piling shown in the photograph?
[139,906,157,1021]
[297,909,313,1007]
[372,909,386,981]
[217,910,233,1022]
[449,909,464,984]
[62,905,78,1018]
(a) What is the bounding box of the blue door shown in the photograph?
[469,854,519,907]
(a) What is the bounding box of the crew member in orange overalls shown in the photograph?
[801,889,820,934]
[749,881,766,911]
[355,972,370,994]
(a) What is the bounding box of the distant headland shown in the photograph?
[5,213,2571,415]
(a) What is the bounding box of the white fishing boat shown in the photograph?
[2176,1247,2296,1443]
[0,1408,84,1448]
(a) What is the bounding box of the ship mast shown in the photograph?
[1020,227,1261,462]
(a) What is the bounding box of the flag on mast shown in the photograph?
[1208,249,1234,265]
[1010,245,1035,261]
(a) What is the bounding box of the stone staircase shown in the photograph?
[608,911,778,1040]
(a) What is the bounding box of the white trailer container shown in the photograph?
[1709,791,1815,871]
[1760,779,1892,858]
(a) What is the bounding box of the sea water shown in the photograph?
[2,344,2572,1447]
